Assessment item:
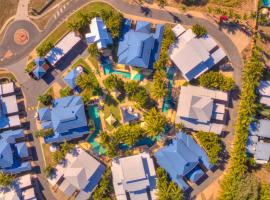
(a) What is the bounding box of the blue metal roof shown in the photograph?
[38,107,51,121]
[35,57,46,67]
[64,69,80,89]
[117,19,164,69]
[38,96,89,144]
[186,166,205,183]
[33,66,46,79]
[249,119,270,138]
[0,129,30,174]
[155,132,211,190]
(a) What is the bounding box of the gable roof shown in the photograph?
[38,107,51,121]
[258,81,270,107]
[85,17,113,49]
[117,19,164,69]
[254,142,270,161]
[169,29,226,81]
[33,66,46,79]
[63,69,80,89]
[249,119,270,138]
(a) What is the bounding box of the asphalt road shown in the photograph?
[0,0,244,199]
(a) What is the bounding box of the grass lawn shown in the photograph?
[36,2,115,51]
[29,0,62,11]
[0,0,18,28]
[88,56,100,73]
[103,95,122,131]
[210,0,246,7]
[42,143,55,166]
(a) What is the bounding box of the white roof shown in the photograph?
[17,174,32,189]
[1,95,18,114]
[22,188,36,200]
[0,189,20,200]
[172,24,186,37]
[112,153,157,200]
[46,32,81,66]
[8,115,21,127]
[258,81,270,107]
[0,82,15,95]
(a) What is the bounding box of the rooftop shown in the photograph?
[112,153,157,200]
[249,119,270,138]
[38,96,89,144]
[155,132,211,191]
[85,17,113,49]
[117,19,164,69]
[169,27,226,81]
[63,69,80,89]
[258,80,270,107]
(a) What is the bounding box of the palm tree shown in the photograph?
[67,21,81,32]
[43,165,55,178]
[60,141,74,155]
[150,81,168,101]
[0,172,14,187]
[52,151,64,164]
[88,44,100,58]
[144,108,167,138]
[76,73,95,93]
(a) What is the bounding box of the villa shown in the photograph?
[33,57,49,79]
[155,132,212,191]
[63,67,83,90]
[0,129,31,174]
[0,174,36,200]
[249,119,270,139]
[257,80,270,107]
[169,25,226,81]
[48,147,105,200]
[176,85,228,135]
[111,152,157,200]
[0,82,21,130]
[37,95,89,144]
[117,19,164,70]
[46,32,81,67]
[85,17,113,51]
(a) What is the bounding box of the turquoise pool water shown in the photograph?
[87,105,107,155]
[262,0,270,7]
[162,68,175,113]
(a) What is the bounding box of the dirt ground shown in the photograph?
[29,0,63,12]
[258,26,270,68]
[0,0,18,28]
[254,167,270,184]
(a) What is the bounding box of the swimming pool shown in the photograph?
[162,67,175,113]
[87,105,107,155]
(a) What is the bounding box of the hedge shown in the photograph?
[219,47,264,199]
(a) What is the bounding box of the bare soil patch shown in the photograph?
[0,0,18,28]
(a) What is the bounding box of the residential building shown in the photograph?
[258,81,270,107]
[48,147,105,200]
[63,68,81,89]
[0,82,21,130]
[117,19,164,69]
[169,27,226,81]
[111,152,157,200]
[249,119,270,139]
[37,96,89,144]
[155,132,212,191]
[33,57,49,79]
[0,129,31,174]
[247,135,270,164]
[0,174,36,200]
[85,17,113,50]
[120,106,140,124]
[176,85,228,135]
[46,32,81,66]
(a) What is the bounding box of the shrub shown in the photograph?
[25,60,35,73]
[36,41,53,57]
[199,71,236,91]
[43,165,55,178]
[88,43,100,58]
[38,94,53,106]
[60,87,72,97]
[196,131,222,165]
[192,24,207,37]
[34,128,54,138]
[0,172,14,188]
[260,183,270,200]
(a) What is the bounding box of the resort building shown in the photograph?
[258,81,270,107]
[0,129,31,174]
[155,132,212,191]
[33,57,49,79]
[46,32,81,67]
[120,106,140,124]
[48,147,105,200]
[0,82,21,130]
[169,26,226,81]
[85,17,113,50]
[37,95,89,144]
[117,19,164,69]
[63,66,83,90]
[0,174,37,200]
[249,119,270,139]
[111,153,157,200]
[176,85,228,135]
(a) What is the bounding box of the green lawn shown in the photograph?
[103,95,121,131]
[36,2,115,51]
[88,56,100,73]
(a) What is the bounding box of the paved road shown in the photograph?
[0,0,244,199]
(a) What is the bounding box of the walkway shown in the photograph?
[15,0,30,21]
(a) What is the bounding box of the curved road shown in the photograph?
[0,0,243,199]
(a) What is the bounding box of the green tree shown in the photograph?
[67,21,81,32]
[88,43,100,58]
[156,167,183,200]
[192,24,207,37]
[259,183,270,200]
[38,94,52,106]
[34,128,53,138]
[199,71,235,91]
[43,165,55,178]
[0,172,14,188]
[60,141,75,155]
[36,41,54,57]
[151,70,168,101]
[196,131,222,165]
[52,151,65,164]
[175,122,185,132]
[158,0,167,7]
[76,73,96,93]
[103,74,124,92]
[144,108,167,137]
[60,87,72,97]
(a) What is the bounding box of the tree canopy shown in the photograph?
[88,43,100,58]
[144,108,167,137]
[150,70,168,101]
[103,74,124,92]
[0,172,14,188]
[192,24,208,37]
[36,41,53,57]
[38,93,53,106]
[199,71,236,91]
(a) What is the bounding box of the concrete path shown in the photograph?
[15,0,30,21]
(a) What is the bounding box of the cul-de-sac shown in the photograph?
[0,0,269,199]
